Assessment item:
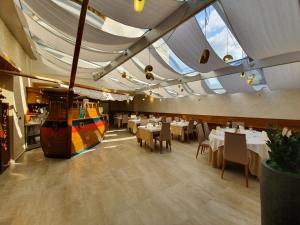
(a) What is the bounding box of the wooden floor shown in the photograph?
[0,129,261,225]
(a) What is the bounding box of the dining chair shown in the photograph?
[121,114,128,127]
[174,116,180,122]
[154,122,171,153]
[232,121,245,129]
[221,132,250,187]
[203,122,210,139]
[195,123,210,158]
[184,120,195,142]
[166,117,172,123]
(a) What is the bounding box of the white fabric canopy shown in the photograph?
[263,62,300,90]
[164,17,228,73]
[220,0,300,59]
[218,73,255,93]
[89,0,184,29]
[25,15,121,62]
[74,87,133,101]
[23,0,138,51]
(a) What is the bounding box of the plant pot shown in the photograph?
[260,160,300,225]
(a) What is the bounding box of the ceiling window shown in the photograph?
[51,0,147,38]
[195,5,246,64]
[204,77,226,94]
[152,39,199,76]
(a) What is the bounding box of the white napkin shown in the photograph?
[261,131,269,141]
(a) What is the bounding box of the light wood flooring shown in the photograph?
[0,129,261,225]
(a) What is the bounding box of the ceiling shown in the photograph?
[6,0,300,98]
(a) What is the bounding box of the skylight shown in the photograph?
[38,43,110,69]
[195,5,246,64]
[51,0,147,38]
[152,39,199,76]
[204,77,226,94]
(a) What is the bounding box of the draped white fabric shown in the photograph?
[135,48,181,80]
[25,15,121,62]
[218,74,255,93]
[89,0,184,29]
[220,0,300,59]
[23,0,138,51]
[74,87,133,101]
[263,62,300,90]
[164,17,228,73]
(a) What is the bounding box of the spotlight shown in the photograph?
[240,71,245,78]
[121,72,127,78]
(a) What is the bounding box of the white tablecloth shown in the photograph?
[209,128,270,159]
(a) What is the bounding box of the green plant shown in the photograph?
[266,127,300,174]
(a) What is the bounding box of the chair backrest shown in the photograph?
[187,120,194,133]
[122,114,128,123]
[166,117,172,123]
[196,123,206,143]
[224,132,248,164]
[203,122,210,139]
[160,122,171,140]
[149,114,154,118]
[232,121,245,129]
[174,116,180,122]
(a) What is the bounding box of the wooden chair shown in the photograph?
[203,121,210,139]
[184,120,195,142]
[154,122,171,153]
[121,114,128,128]
[195,123,210,158]
[221,132,250,187]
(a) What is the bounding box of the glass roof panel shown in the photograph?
[152,39,199,76]
[51,0,147,38]
[195,5,246,64]
[204,77,226,94]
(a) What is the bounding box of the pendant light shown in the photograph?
[240,71,245,78]
[223,28,233,62]
[145,47,154,80]
[121,72,127,78]
[199,9,210,64]
[134,0,145,13]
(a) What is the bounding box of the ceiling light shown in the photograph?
[134,0,145,12]
[121,72,127,78]
[199,49,210,64]
[223,54,233,62]
[145,72,154,80]
[144,65,153,73]
[247,75,255,85]
[240,71,245,78]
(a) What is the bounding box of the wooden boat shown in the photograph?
[40,99,107,158]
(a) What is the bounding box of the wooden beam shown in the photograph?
[66,0,89,158]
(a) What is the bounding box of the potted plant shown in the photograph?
[261,127,300,225]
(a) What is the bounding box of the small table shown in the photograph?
[136,126,161,151]
[170,121,189,141]
[114,116,122,128]
[209,128,270,178]
[127,119,141,134]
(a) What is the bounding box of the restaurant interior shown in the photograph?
[0,0,299,225]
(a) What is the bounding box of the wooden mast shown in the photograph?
[66,0,89,157]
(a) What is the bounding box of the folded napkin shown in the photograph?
[216,126,221,131]
[210,129,217,135]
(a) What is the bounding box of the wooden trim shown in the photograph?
[110,110,300,131]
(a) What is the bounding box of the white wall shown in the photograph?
[0,18,31,160]
[134,89,300,120]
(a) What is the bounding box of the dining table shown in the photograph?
[170,121,189,141]
[208,128,270,178]
[136,125,161,151]
[114,116,123,128]
[127,119,141,134]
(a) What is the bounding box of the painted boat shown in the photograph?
[40,101,108,158]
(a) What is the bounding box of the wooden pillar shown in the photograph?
[66,0,89,157]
